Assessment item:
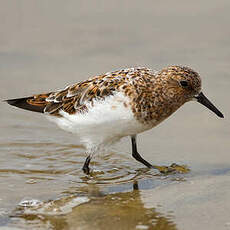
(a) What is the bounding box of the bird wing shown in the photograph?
[5,70,132,116]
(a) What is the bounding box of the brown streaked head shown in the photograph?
[159,65,224,118]
[159,65,201,100]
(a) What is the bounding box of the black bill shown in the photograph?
[195,92,224,118]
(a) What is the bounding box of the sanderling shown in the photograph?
[5,66,224,174]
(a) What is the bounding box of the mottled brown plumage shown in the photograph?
[5,65,224,174]
[5,66,203,124]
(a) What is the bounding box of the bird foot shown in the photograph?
[82,166,90,175]
[153,163,190,174]
[82,155,91,175]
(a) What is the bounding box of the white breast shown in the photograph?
[47,92,151,152]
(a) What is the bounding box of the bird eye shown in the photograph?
[180,80,189,87]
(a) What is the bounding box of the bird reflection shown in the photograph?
[10,180,177,230]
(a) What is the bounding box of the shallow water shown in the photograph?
[0,0,230,229]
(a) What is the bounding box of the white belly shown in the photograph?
[47,92,151,151]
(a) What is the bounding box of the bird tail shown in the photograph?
[4,94,50,113]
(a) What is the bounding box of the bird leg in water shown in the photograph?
[131,136,190,174]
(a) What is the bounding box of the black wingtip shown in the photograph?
[4,98,21,106]
[4,97,32,106]
[4,97,45,113]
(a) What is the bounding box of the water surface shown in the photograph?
[0,1,230,229]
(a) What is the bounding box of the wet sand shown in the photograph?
[0,0,230,229]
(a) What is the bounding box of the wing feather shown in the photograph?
[6,67,150,116]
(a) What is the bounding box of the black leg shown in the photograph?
[131,136,153,168]
[133,181,139,190]
[131,136,190,174]
[82,155,91,174]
